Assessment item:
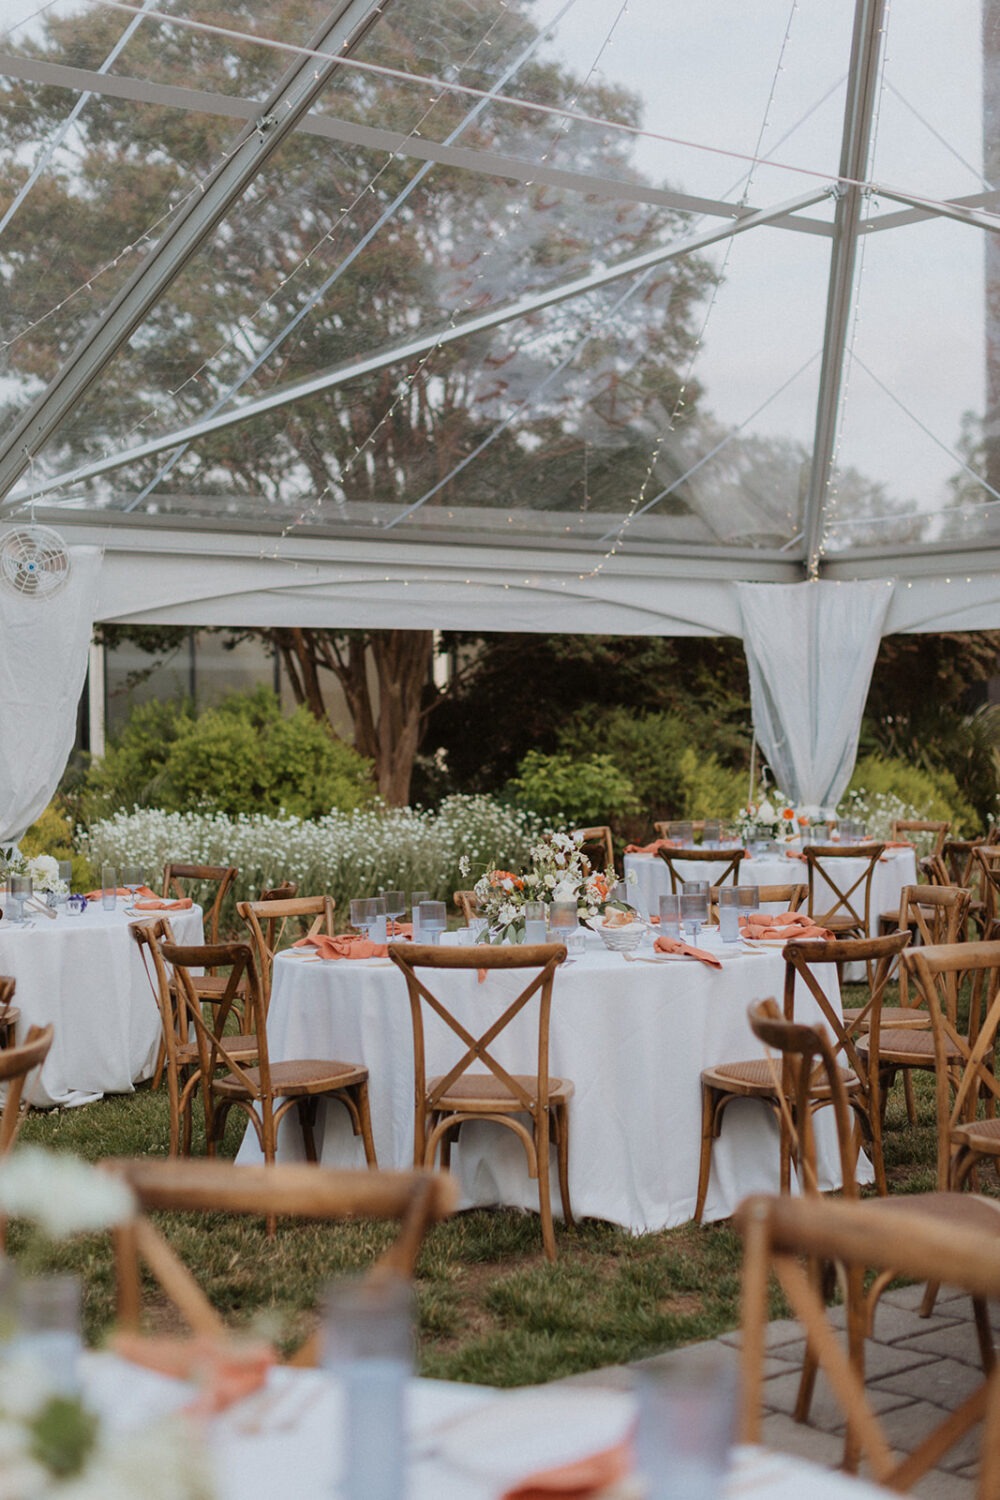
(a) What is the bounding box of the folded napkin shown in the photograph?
[387,921,414,938]
[85,884,159,901]
[623,838,678,855]
[653,936,722,969]
[131,896,194,912]
[500,1439,633,1500]
[110,1332,275,1415]
[741,911,834,941]
[293,934,388,960]
[883,841,915,850]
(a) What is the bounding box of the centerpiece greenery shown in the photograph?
[468,831,618,944]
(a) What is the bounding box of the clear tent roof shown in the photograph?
[0,0,997,590]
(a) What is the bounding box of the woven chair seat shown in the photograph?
[182,973,248,1001]
[214,1058,369,1098]
[952,1116,1000,1153]
[702,1057,860,1096]
[818,914,865,935]
[857,1029,960,1065]
[430,1071,574,1111]
[842,1004,930,1032]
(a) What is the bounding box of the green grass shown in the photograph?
[7,981,964,1387]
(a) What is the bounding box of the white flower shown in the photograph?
[551,879,577,902]
[757,799,776,823]
[0,1149,135,1238]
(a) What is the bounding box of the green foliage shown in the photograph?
[510,750,639,825]
[79,688,375,822]
[20,801,94,889]
[846,753,976,835]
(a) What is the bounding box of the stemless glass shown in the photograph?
[101,864,118,911]
[718,887,741,943]
[370,896,388,945]
[523,901,548,944]
[680,881,709,944]
[350,898,378,938]
[658,893,682,938]
[53,859,73,907]
[418,901,447,944]
[322,1275,414,1500]
[382,890,405,938]
[702,819,722,849]
[410,891,430,941]
[669,821,694,847]
[8,875,31,925]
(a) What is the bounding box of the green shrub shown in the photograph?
[509,750,639,825]
[19,801,94,889]
[844,753,975,836]
[80,687,375,821]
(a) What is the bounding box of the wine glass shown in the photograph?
[121,864,144,907]
[382,890,405,939]
[680,882,709,945]
[8,875,31,926]
[418,901,447,945]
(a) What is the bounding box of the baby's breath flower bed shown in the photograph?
[84,796,544,929]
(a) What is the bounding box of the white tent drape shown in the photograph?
[736,579,894,811]
[0,545,102,845]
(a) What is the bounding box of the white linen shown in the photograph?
[80,1355,897,1500]
[237,930,864,1231]
[736,579,893,810]
[0,544,102,843]
[0,898,203,1106]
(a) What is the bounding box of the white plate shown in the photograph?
[436,1388,633,1483]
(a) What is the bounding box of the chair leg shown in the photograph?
[353,1082,378,1168]
[554,1104,573,1227]
[297,1098,319,1162]
[973,1297,996,1373]
[920,1280,941,1319]
[694,1084,717,1224]
[903,1069,917,1125]
[535,1112,557,1262]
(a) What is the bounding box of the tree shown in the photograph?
[0,1,713,800]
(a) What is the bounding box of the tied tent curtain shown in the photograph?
[0,545,102,845]
[736,579,894,811]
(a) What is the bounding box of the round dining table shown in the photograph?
[0,897,203,1107]
[236,927,865,1231]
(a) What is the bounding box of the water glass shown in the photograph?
[658,893,681,938]
[322,1274,414,1500]
[418,900,447,944]
[634,1352,737,1500]
[669,821,694,847]
[52,859,73,908]
[681,881,709,944]
[16,1274,83,1396]
[702,818,722,849]
[350,897,378,938]
[410,891,430,941]
[121,863,144,900]
[101,864,118,911]
[524,900,547,944]
[370,896,388,945]
[718,887,741,943]
[8,875,32,925]
[382,890,405,938]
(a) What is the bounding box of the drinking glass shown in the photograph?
[8,875,31,925]
[410,891,430,941]
[350,898,378,938]
[53,859,73,907]
[370,896,388,945]
[101,863,118,911]
[658,893,681,938]
[418,901,447,944]
[736,886,760,917]
[16,1274,83,1396]
[718,887,741,943]
[322,1274,414,1500]
[524,900,547,944]
[702,818,722,849]
[669,820,694,847]
[382,890,405,938]
[680,881,709,944]
[634,1353,737,1500]
[121,863,144,903]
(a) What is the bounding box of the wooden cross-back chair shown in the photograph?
[573,826,615,875]
[135,918,260,1157]
[941,840,988,935]
[653,820,705,841]
[890,819,950,860]
[0,975,19,1050]
[803,843,885,982]
[656,845,744,894]
[162,863,238,946]
[694,930,909,1223]
[737,1190,1000,1494]
[0,1022,53,1157]
[237,895,336,1011]
[707,883,806,924]
[104,1158,456,1364]
[745,998,1000,1458]
[973,846,1000,942]
[162,938,377,1181]
[452,890,480,925]
[388,942,571,1261]
[906,941,1000,1194]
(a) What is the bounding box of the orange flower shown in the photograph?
[781,807,795,821]
[488,869,523,890]
[591,873,610,899]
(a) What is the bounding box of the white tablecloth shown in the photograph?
[0,899,203,1107]
[237,929,862,1231]
[81,1355,897,1500]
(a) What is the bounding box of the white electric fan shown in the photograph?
[0,526,71,599]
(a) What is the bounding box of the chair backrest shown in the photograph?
[896,883,970,1007]
[0,1023,54,1154]
[452,890,480,924]
[735,1191,1000,1495]
[707,883,806,924]
[162,863,237,945]
[160,939,267,1091]
[258,881,298,903]
[803,843,885,931]
[573,826,615,873]
[654,820,706,841]
[781,930,911,1092]
[103,1157,457,1355]
[656,846,744,893]
[747,998,858,1199]
[942,839,985,896]
[237,895,335,1007]
[387,942,566,1160]
[904,940,1000,1190]
[890,818,950,860]
[974,846,1000,935]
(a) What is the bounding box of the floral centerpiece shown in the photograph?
[465,831,617,944]
[1,850,68,899]
[736,796,814,846]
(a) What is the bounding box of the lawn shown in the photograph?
[8,981,949,1387]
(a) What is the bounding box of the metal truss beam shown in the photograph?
[4,185,832,506]
[0,0,393,502]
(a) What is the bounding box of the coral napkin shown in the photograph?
[131,896,194,912]
[623,838,678,854]
[110,1332,275,1415]
[294,934,388,960]
[653,936,723,969]
[741,911,834,941]
[500,1439,633,1500]
[85,885,159,901]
